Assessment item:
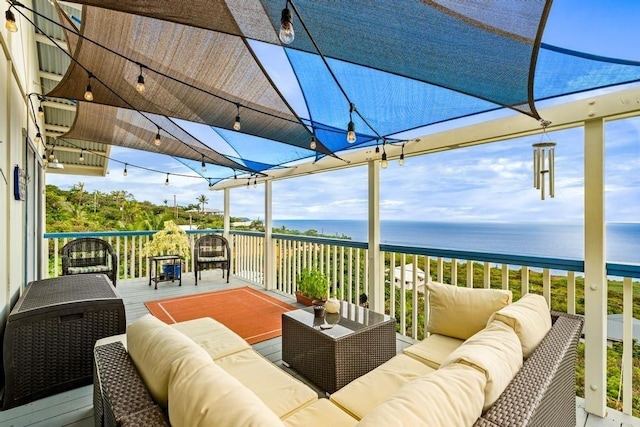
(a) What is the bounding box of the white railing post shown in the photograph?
[367,160,383,313]
[584,118,607,417]
[264,181,275,290]
[622,276,633,415]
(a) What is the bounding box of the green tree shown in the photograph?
[197,194,209,214]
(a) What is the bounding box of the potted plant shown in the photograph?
[296,268,329,315]
[142,220,191,278]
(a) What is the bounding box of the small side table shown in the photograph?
[149,255,183,289]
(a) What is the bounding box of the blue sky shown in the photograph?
[47,1,640,223]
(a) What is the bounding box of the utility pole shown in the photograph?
[174,194,177,219]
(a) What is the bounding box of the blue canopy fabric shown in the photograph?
[38,0,640,179]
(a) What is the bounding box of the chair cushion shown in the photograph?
[402,333,464,369]
[329,354,435,420]
[68,265,111,274]
[441,319,523,411]
[168,351,284,427]
[357,363,486,427]
[283,399,358,427]
[126,314,210,408]
[197,256,227,262]
[488,293,552,358]
[427,281,512,340]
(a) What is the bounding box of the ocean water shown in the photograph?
[272,220,640,264]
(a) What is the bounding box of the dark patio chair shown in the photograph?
[194,235,230,284]
[61,237,118,286]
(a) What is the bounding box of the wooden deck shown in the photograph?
[0,272,638,426]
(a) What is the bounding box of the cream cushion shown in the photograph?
[216,348,318,418]
[283,399,358,427]
[427,282,512,340]
[357,363,486,427]
[170,316,250,359]
[126,314,210,408]
[489,293,551,358]
[402,333,464,368]
[441,319,523,411]
[168,351,285,427]
[330,354,435,420]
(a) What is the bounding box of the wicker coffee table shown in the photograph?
[282,301,396,394]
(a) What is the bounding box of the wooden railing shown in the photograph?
[44,229,640,415]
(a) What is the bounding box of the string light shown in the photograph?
[279,5,294,44]
[48,149,55,161]
[253,177,257,188]
[201,154,206,172]
[208,179,214,191]
[154,128,161,146]
[123,164,128,176]
[380,141,388,169]
[246,178,250,188]
[84,73,94,101]
[374,142,380,159]
[164,173,169,186]
[34,132,42,143]
[346,103,356,143]
[309,135,317,150]
[233,104,241,131]
[398,144,405,166]
[233,170,237,180]
[135,64,145,94]
[37,105,44,118]
[79,149,85,163]
[5,8,17,32]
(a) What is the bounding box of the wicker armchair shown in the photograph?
[194,235,230,284]
[61,237,118,287]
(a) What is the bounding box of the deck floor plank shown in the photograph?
[0,273,635,426]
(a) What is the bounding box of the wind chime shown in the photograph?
[532,121,556,200]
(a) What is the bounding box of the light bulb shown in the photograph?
[201,160,206,172]
[5,10,17,33]
[209,182,214,191]
[154,132,161,146]
[48,152,55,161]
[381,152,388,169]
[279,8,294,44]
[253,179,257,188]
[233,115,241,131]
[37,105,44,118]
[310,136,317,150]
[374,145,380,159]
[136,74,145,94]
[84,84,94,101]
[123,165,128,176]
[165,175,169,186]
[398,154,405,166]
[346,121,356,143]
[34,132,42,143]
[79,151,85,163]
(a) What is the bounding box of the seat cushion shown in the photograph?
[329,354,435,420]
[170,317,250,360]
[402,333,464,368]
[427,282,512,340]
[168,351,284,427]
[357,363,486,427]
[198,256,227,262]
[126,314,211,408]
[489,293,552,358]
[216,348,318,419]
[441,319,523,411]
[283,399,357,427]
[68,265,110,274]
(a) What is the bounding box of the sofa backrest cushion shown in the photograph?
[489,293,552,358]
[168,350,285,427]
[427,282,512,340]
[357,363,486,427]
[126,314,210,408]
[441,319,523,412]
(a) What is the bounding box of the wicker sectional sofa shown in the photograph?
[93,285,583,427]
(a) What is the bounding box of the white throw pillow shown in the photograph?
[168,351,285,427]
[489,293,552,358]
[126,314,210,408]
[441,319,523,411]
[357,364,486,427]
[427,282,512,340]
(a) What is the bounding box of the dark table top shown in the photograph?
[283,301,394,340]
[12,274,119,315]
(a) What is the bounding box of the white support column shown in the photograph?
[264,181,275,290]
[223,188,230,241]
[583,118,607,417]
[367,161,382,313]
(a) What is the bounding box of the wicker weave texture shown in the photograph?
[2,276,125,409]
[282,312,396,394]
[61,238,118,286]
[194,234,230,285]
[94,342,169,427]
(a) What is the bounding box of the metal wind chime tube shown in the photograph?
[532,142,556,200]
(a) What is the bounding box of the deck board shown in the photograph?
[0,272,637,426]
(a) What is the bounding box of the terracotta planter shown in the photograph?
[295,291,314,306]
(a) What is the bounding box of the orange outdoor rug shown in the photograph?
[144,287,297,344]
